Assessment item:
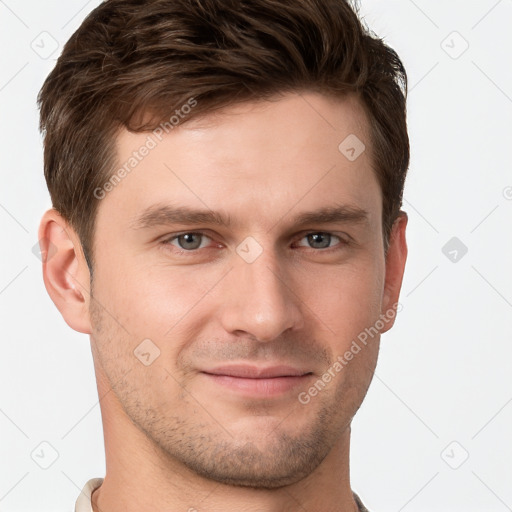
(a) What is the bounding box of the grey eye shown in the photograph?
[171,233,209,250]
[299,232,341,249]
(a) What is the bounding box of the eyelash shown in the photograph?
[160,231,349,255]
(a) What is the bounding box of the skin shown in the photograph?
[39,91,407,512]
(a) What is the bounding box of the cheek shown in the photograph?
[94,254,215,337]
[303,259,384,346]
[92,244,384,361]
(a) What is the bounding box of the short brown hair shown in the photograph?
[38,0,409,273]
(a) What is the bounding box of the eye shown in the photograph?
[295,232,346,250]
[161,230,349,256]
[165,232,212,251]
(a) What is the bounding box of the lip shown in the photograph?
[202,364,311,378]
[200,365,313,396]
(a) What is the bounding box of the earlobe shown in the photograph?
[38,208,92,334]
[380,211,408,333]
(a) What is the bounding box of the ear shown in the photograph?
[38,208,92,334]
[380,211,408,333]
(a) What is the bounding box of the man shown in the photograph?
[37,0,409,510]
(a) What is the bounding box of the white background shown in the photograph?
[1,1,511,511]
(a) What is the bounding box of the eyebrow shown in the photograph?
[129,203,370,231]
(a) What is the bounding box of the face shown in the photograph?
[88,91,399,488]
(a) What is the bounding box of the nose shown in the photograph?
[218,246,304,342]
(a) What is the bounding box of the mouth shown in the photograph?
[200,365,314,396]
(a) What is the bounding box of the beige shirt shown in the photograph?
[75,478,370,511]
[75,478,103,512]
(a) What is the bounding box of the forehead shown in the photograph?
[104,91,380,232]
